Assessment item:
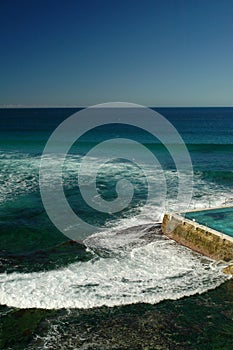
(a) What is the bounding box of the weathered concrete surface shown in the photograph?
[162,213,233,262]
[223,265,233,275]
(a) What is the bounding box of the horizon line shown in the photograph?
[1,104,233,109]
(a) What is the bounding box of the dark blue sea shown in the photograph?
[0,107,233,349]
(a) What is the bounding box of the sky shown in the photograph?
[1,0,233,107]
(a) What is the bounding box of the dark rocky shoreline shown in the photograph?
[1,279,233,350]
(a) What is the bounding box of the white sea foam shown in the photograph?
[0,235,229,309]
[0,153,39,203]
[0,152,231,309]
[0,152,231,210]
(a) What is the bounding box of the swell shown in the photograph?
[186,143,233,151]
[197,170,233,185]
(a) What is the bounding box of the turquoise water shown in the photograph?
[185,207,233,237]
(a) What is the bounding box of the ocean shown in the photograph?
[0,106,233,349]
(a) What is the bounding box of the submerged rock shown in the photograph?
[0,240,93,274]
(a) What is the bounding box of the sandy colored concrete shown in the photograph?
[162,213,233,262]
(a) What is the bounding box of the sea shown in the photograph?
[0,107,233,349]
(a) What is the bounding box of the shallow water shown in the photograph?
[185,207,233,237]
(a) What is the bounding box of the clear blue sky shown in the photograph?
[1,0,233,106]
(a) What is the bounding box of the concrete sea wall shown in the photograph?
[162,213,233,262]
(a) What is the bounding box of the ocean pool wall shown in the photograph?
[162,210,233,262]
